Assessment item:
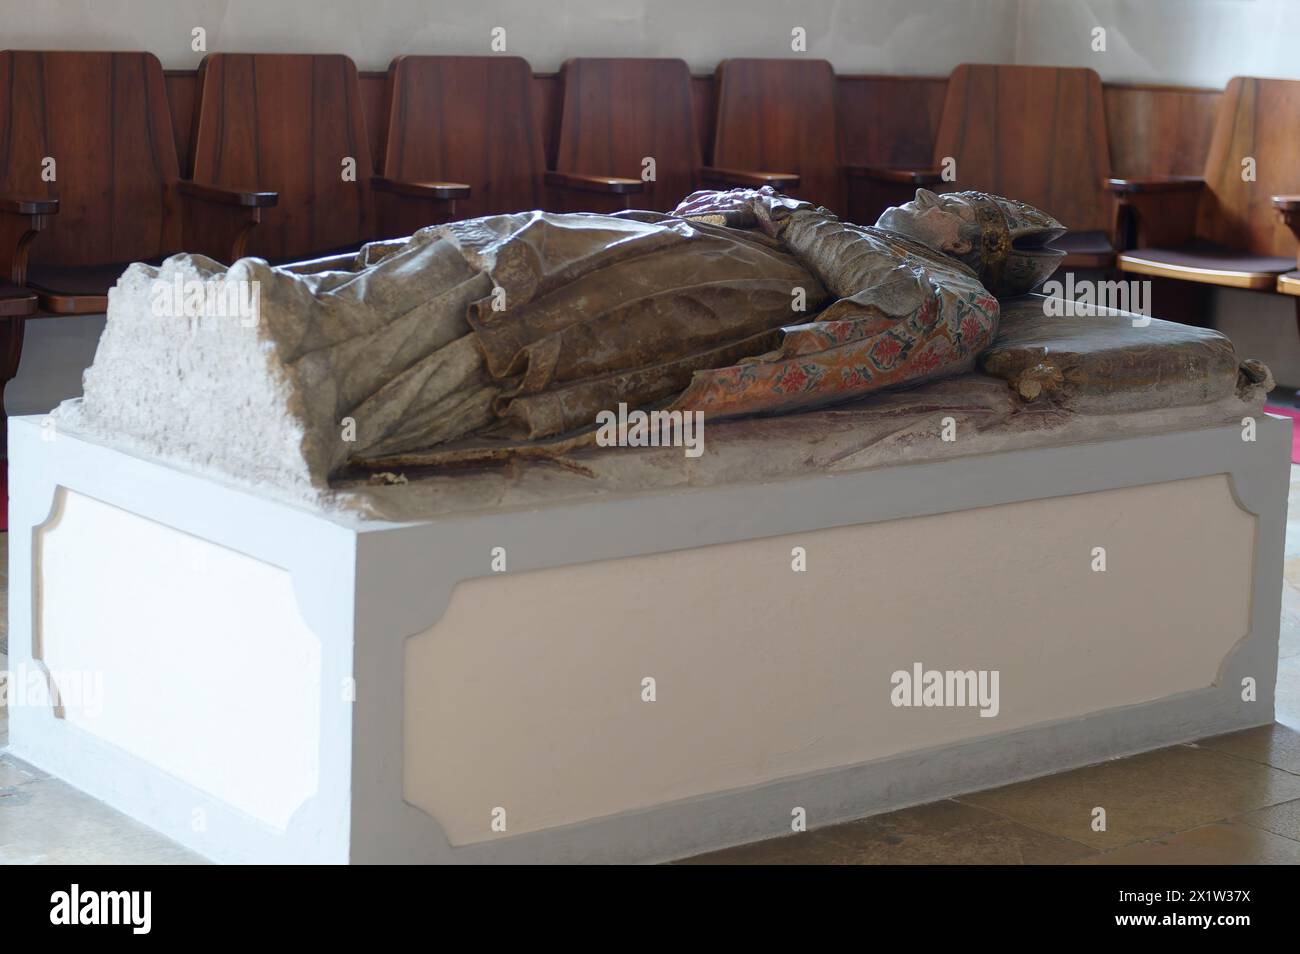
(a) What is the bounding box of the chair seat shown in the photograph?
[1048,229,1115,269]
[1118,241,1296,290]
[26,260,168,315]
[1,280,37,318]
[1279,271,1300,297]
[25,245,365,316]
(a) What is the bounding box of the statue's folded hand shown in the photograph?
[673,188,761,228]
[673,185,815,236]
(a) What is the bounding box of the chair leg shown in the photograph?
[0,318,26,459]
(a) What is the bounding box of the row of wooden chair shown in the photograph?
[372,54,840,230]
[1110,77,1300,305]
[1,51,452,320]
[0,51,846,326]
[9,54,1296,310]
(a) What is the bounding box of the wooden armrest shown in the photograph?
[0,195,57,286]
[1107,177,1204,250]
[1105,175,1205,195]
[179,182,275,262]
[545,171,644,195]
[371,177,471,200]
[1275,196,1300,243]
[845,165,943,185]
[178,180,278,208]
[0,195,59,215]
[698,166,800,190]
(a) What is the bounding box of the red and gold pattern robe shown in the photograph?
[670,209,999,419]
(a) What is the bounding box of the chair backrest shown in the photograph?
[711,58,842,212]
[554,58,699,212]
[932,64,1112,233]
[0,50,180,266]
[381,55,543,220]
[190,53,371,260]
[1197,76,1300,257]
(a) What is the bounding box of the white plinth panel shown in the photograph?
[3,414,1289,863]
[38,490,322,831]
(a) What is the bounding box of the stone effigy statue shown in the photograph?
[55,186,1270,514]
[59,186,1069,486]
[340,186,1068,461]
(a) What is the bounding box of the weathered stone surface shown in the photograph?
[329,374,1263,521]
[55,254,325,504]
[50,196,1271,521]
[981,296,1259,411]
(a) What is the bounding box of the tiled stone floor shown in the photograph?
[3,466,1300,864]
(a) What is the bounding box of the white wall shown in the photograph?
[1015,0,1300,88]
[0,0,1018,73]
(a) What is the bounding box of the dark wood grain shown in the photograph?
[932,64,1113,234]
[554,58,699,212]
[164,70,197,175]
[358,70,386,174]
[711,58,843,213]
[0,51,181,267]
[837,74,946,224]
[381,55,544,229]
[1104,83,1219,179]
[691,76,715,167]
[1197,77,1300,258]
[190,53,372,260]
[532,73,563,171]
[839,74,947,170]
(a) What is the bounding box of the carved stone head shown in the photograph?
[876,189,1066,297]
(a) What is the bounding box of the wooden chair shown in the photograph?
[550,58,700,213]
[0,50,270,451]
[0,51,272,313]
[859,64,1117,270]
[1111,78,1300,302]
[191,53,466,260]
[709,58,852,212]
[379,55,542,231]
